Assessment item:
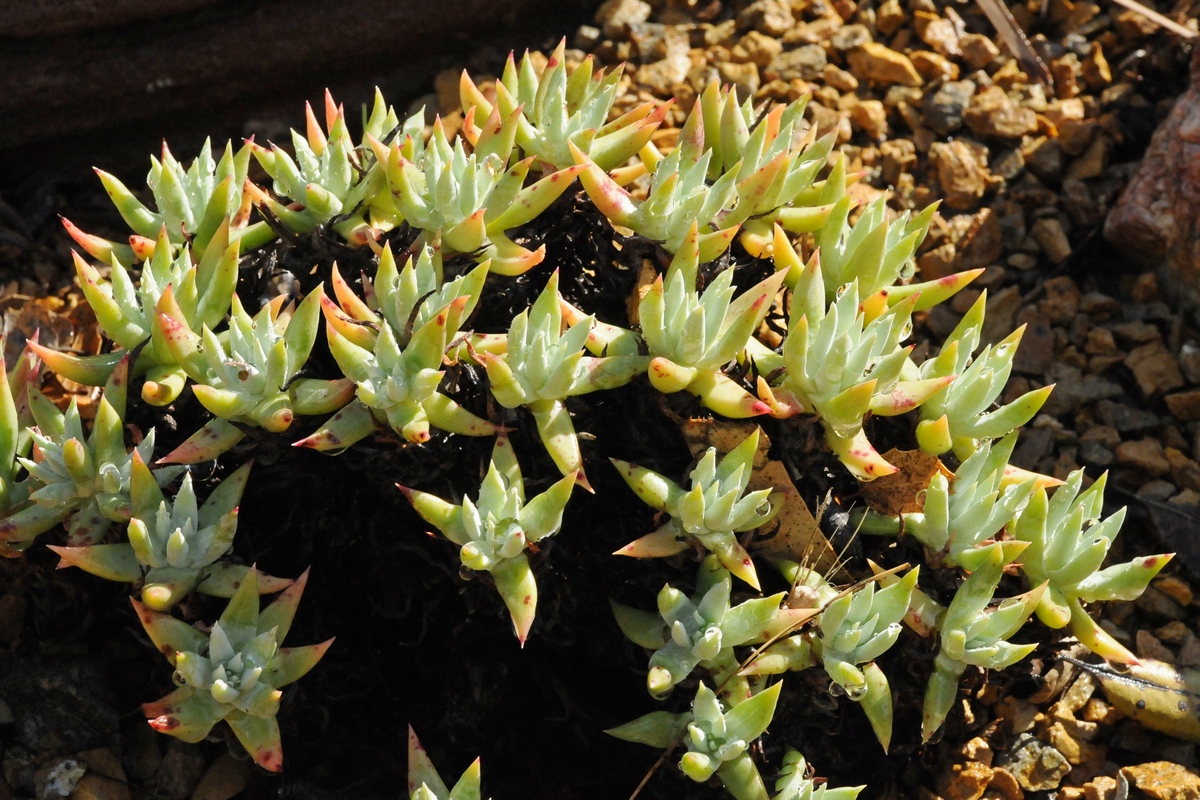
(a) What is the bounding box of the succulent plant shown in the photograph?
[370,115,584,275]
[49,455,290,610]
[460,39,667,172]
[922,544,1044,741]
[477,271,648,488]
[14,367,181,547]
[298,244,495,449]
[611,555,806,698]
[608,681,783,800]
[136,566,332,771]
[612,428,782,589]
[573,106,740,260]
[758,263,953,480]
[639,224,785,418]
[773,750,864,800]
[915,292,1054,458]
[35,223,241,407]
[400,435,576,644]
[407,727,481,800]
[1012,469,1171,664]
[743,564,916,751]
[155,285,341,462]
[0,347,49,557]
[80,138,270,263]
[252,89,406,245]
[856,433,1039,571]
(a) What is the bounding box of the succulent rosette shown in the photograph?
[608,681,782,800]
[640,223,785,418]
[915,292,1054,458]
[612,428,782,589]
[36,223,240,406]
[74,137,268,264]
[370,114,583,276]
[460,39,667,172]
[400,435,576,644]
[1012,469,1171,664]
[50,455,290,610]
[157,285,353,464]
[136,567,332,771]
[477,270,648,489]
[299,244,495,450]
[922,545,1044,741]
[611,556,805,698]
[251,89,406,245]
[760,262,953,480]
[773,750,864,800]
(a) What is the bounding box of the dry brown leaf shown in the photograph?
[680,419,835,569]
[626,257,658,326]
[859,448,952,516]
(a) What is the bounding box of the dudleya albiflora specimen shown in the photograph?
[2,42,1167,794]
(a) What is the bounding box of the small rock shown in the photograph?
[1096,400,1159,433]
[957,208,1003,269]
[1180,633,1200,667]
[964,85,1039,138]
[1156,620,1192,644]
[938,762,995,800]
[911,51,960,82]
[71,748,131,800]
[1138,478,1177,501]
[190,754,252,800]
[1082,42,1112,89]
[881,138,918,185]
[961,737,995,766]
[933,140,991,209]
[1084,776,1119,800]
[1137,629,1177,662]
[1168,390,1200,421]
[830,23,872,51]
[636,53,691,93]
[920,16,962,58]
[1135,586,1187,620]
[923,80,975,135]
[849,100,888,139]
[1126,341,1185,398]
[988,768,1024,800]
[573,24,602,50]
[1117,439,1172,477]
[995,696,1039,734]
[768,45,827,81]
[1024,137,1063,184]
[155,741,206,800]
[1041,276,1081,323]
[737,0,795,36]
[594,0,651,38]
[1032,218,1072,264]
[822,64,859,91]
[1066,134,1113,181]
[876,0,907,35]
[847,43,923,87]
[731,31,783,68]
[35,760,86,799]
[1154,575,1195,606]
[960,34,1001,69]
[1121,762,1200,800]
[716,61,760,98]
[1113,320,1163,347]
[997,733,1071,792]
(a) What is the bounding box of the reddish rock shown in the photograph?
[1106,48,1200,317]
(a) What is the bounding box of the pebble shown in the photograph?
[1116,439,1172,477]
[1135,586,1187,621]
[1126,341,1185,398]
[1032,218,1072,264]
[938,761,995,800]
[959,33,1000,69]
[847,43,923,87]
[1167,391,1200,422]
[911,51,960,82]
[34,759,86,799]
[155,741,207,800]
[731,31,783,68]
[1156,620,1192,644]
[737,0,795,36]
[989,768,1025,800]
[996,697,1040,734]
[964,85,1038,138]
[997,733,1071,792]
[1122,762,1200,800]
[768,45,827,81]
[923,80,975,135]
[933,140,991,208]
[1154,576,1195,607]
[190,754,252,800]
[1137,629,1177,662]
[595,0,651,38]
[830,24,872,51]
